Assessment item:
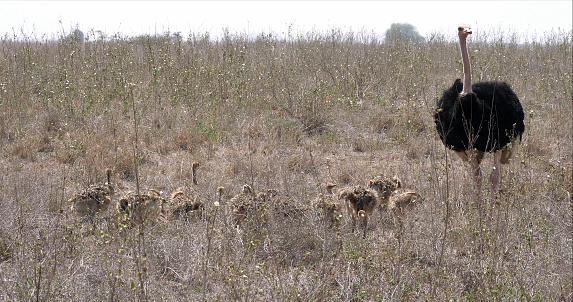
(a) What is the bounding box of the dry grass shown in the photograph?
[0,27,571,301]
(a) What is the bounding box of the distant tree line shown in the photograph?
[66,23,425,45]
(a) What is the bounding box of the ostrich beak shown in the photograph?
[458,26,472,35]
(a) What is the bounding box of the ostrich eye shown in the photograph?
[458,27,463,31]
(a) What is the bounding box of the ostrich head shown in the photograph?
[192,161,200,169]
[458,25,472,38]
[325,183,337,194]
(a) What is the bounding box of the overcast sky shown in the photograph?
[1,1,571,40]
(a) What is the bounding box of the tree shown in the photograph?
[384,23,425,44]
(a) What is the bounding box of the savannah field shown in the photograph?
[0,27,571,301]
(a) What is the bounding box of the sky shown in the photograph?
[0,1,571,41]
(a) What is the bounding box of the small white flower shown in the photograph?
[214,201,220,207]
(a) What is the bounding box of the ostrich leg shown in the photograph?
[467,149,482,199]
[467,149,486,223]
[489,150,502,201]
[362,215,368,239]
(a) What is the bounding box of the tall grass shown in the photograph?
[0,27,571,300]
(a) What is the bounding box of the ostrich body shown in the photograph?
[227,184,258,228]
[434,25,525,201]
[388,190,422,220]
[266,188,308,220]
[367,176,402,209]
[169,189,204,219]
[68,168,114,220]
[118,189,166,226]
[339,185,378,239]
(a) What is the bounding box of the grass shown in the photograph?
[0,27,571,301]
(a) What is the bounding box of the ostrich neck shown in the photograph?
[192,167,198,185]
[106,170,112,186]
[459,37,472,93]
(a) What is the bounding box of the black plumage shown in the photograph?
[434,78,525,159]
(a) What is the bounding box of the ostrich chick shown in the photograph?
[388,190,422,221]
[367,176,402,209]
[266,188,307,220]
[168,189,204,219]
[118,189,166,226]
[68,168,114,221]
[339,185,378,239]
[314,183,343,229]
[227,184,257,228]
[166,160,203,219]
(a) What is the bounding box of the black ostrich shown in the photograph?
[434,25,525,201]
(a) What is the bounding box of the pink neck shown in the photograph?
[459,36,472,93]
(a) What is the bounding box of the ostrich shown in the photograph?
[168,189,204,220]
[388,190,422,221]
[227,184,257,229]
[367,175,402,209]
[339,185,378,239]
[68,168,114,221]
[266,188,308,220]
[434,25,525,202]
[167,161,204,219]
[118,189,167,226]
[314,183,343,229]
